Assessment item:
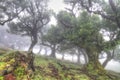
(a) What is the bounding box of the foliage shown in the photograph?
[57,11,105,56]
[42,25,64,46]
[63,0,120,63]
[8,0,50,51]
[52,4,120,77]
[0,0,26,25]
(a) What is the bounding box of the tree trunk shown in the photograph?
[87,51,103,69]
[102,50,114,68]
[77,53,81,63]
[82,52,88,64]
[28,43,36,71]
[50,46,56,58]
[77,48,82,64]
[72,54,74,62]
[27,51,35,71]
[28,41,37,51]
[38,46,42,54]
[102,58,112,68]
[62,53,64,60]
[28,36,37,72]
[44,48,48,56]
[84,50,107,79]
[78,48,88,64]
[28,35,37,51]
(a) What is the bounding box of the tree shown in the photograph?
[62,0,120,78]
[64,0,120,29]
[64,0,120,45]
[0,0,26,25]
[41,25,64,58]
[56,10,114,78]
[8,0,50,51]
[100,18,118,68]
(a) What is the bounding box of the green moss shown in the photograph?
[75,74,90,80]
[14,66,28,80]
[0,62,6,72]
[0,76,4,80]
[14,66,25,76]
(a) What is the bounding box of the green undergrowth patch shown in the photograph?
[33,55,90,80]
[33,55,120,80]
[0,49,120,80]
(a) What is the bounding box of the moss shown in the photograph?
[74,74,90,80]
[0,62,7,75]
[14,66,25,76]
[13,66,28,80]
[0,76,4,80]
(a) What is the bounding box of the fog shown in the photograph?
[0,0,120,75]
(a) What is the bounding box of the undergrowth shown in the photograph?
[0,49,120,80]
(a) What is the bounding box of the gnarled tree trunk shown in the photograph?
[28,35,37,72]
[28,40,37,52]
[28,34,37,51]
[84,50,107,79]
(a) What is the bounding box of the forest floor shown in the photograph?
[0,48,120,80]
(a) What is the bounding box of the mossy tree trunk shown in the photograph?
[16,51,35,72]
[28,35,37,72]
[87,52,104,70]
[27,51,35,71]
[84,49,107,78]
